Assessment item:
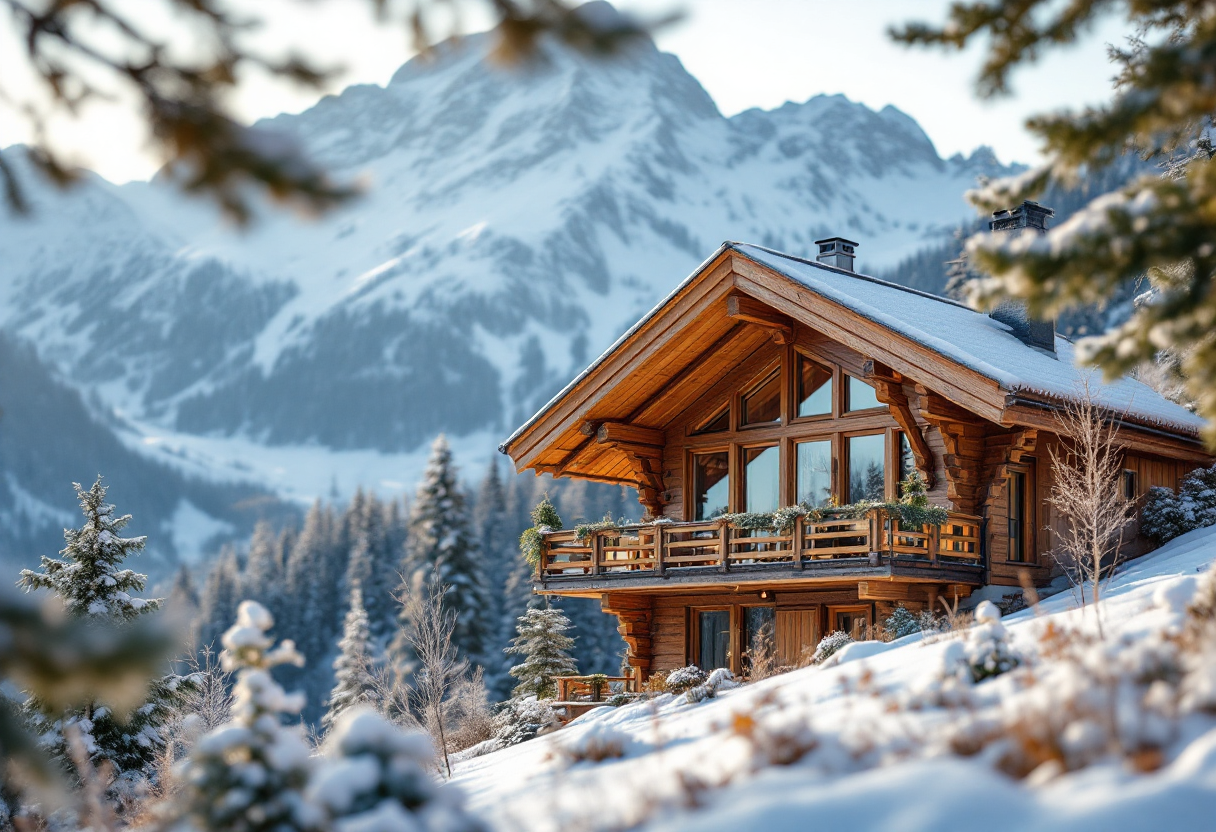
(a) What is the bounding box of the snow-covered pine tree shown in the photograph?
[174,601,316,832]
[197,544,242,651]
[473,459,514,697]
[243,519,284,622]
[321,586,380,733]
[401,435,490,667]
[284,501,341,667]
[343,492,397,651]
[17,477,195,776]
[505,606,577,699]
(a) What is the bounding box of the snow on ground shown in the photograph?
[451,528,1216,831]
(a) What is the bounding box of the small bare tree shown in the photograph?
[396,568,468,778]
[1047,379,1136,637]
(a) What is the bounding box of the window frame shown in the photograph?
[690,606,735,671]
[828,604,873,640]
[1005,461,1037,564]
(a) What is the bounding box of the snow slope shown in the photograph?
[0,2,1015,522]
[451,530,1216,831]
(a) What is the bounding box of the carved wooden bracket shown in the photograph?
[594,424,666,518]
[983,427,1039,506]
[726,294,793,344]
[866,361,936,489]
[601,595,653,671]
[917,385,989,514]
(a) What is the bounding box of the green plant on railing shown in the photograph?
[574,513,624,541]
[520,495,563,567]
[717,474,948,534]
[587,673,609,701]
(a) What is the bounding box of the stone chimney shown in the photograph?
[815,237,858,271]
[987,201,1056,355]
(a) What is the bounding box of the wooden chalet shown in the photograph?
[499,206,1211,682]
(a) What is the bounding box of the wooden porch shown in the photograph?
[536,509,984,587]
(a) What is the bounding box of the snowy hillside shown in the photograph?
[0,2,1015,550]
[452,531,1216,831]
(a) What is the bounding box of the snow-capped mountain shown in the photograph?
[0,3,1016,558]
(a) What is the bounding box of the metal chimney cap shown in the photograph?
[814,236,860,247]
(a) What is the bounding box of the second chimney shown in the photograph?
[815,237,858,272]
[987,201,1056,355]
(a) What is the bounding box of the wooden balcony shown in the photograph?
[536,510,984,590]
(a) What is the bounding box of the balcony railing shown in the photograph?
[537,509,981,580]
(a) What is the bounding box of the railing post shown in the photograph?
[792,514,804,569]
[930,523,940,564]
[591,532,603,576]
[718,521,730,572]
[655,525,666,575]
[537,534,547,580]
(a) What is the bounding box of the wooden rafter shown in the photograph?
[727,293,793,344]
[865,360,936,489]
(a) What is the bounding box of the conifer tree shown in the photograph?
[174,601,315,832]
[401,435,490,666]
[895,1,1216,444]
[284,501,342,666]
[17,477,194,776]
[474,459,514,697]
[321,586,380,733]
[243,519,284,620]
[344,492,397,651]
[197,544,242,651]
[505,606,577,699]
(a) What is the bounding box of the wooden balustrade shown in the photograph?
[537,509,982,580]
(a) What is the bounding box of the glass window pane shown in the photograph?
[693,452,730,520]
[847,434,886,502]
[797,356,832,417]
[743,445,780,513]
[695,406,729,435]
[796,440,833,507]
[846,375,882,412]
[899,433,915,485]
[742,370,781,425]
[698,610,731,670]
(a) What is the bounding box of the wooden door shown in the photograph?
[775,609,818,667]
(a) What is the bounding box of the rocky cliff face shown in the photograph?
[0,7,1015,559]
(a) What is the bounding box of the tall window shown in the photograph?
[898,433,915,485]
[1122,469,1138,501]
[693,452,730,520]
[1008,470,1027,562]
[741,370,781,426]
[797,354,832,417]
[743,445,780,513]
[796,440,833,506]
[847,434,886,502]
[698,610,731,670]
[846,375,881,412]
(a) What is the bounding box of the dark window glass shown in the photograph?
[899,433,915,485]
[847,434,886,502]
[796,440,833,507]
[698,610,731,670]
[834,610,869,640]
[797,355,833,417]
[743,606,775,673]
[744,445,780,513]
[1122,469,1138,501]
[846,375,882,412]
[693,452,730,520]
[695,406,729,435]
[1009,471,1027,562]
[742,370,781,425]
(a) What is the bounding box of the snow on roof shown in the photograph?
[735,243,1206,435]
[500,241,1205,453]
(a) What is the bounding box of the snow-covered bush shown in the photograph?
[555,725,628,764]
[310,708,484,832]
[883,606,921,639]
[962,601,1021,683]
[492,697,560,747]
[682,669,740,704]
[663,665,708,695]
[810,631,854,665]
[1140,463,1216,544]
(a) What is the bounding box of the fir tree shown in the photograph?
[17,477,194,776]
[243,519,284,621]
[322,586,380,734]
[400,435,490,667]
[174,601,316,832]
[505,606,577,699]
[894,1,1216,445]
[197,544,242,651]
[344,492,396,651]
[474,459,514,697]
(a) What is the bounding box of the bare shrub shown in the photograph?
[744,625,780,681]
[1047,379,1136,637]
[445,668,497,753]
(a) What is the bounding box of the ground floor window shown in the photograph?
[830,605,871,640]
[742,606,775,671]
[697,610,731,670]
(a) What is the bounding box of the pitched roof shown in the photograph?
[501,241,1205,458]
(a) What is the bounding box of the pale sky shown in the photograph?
[0,0,1130,184]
